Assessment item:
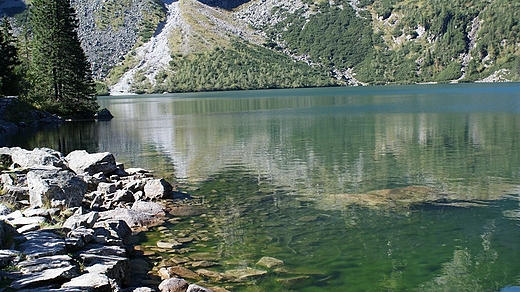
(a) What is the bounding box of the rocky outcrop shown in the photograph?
[72,0,164,79]
[0,147,214,291]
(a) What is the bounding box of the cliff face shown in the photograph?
[71,0,164,79]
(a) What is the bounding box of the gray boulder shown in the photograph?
[98,208,161,228]
[66,150,117,175]
[1,147,67,169]
[63,211,99,230]
[144,178,173,200]
[27,168,87,209]
[158,277,188,292]
[92,219,132,245]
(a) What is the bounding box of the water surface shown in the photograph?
[3,83,520,291]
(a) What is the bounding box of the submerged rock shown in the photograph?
[256,256,284,268]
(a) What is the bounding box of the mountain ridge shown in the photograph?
[1,0,519,94]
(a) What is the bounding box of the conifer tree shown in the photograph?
[0,17,21,96]
[28,0,98,118]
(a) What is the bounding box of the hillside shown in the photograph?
[1,0,519,94]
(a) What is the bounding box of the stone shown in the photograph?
[94,108,114,120]
[75,252,130,287]
[223,267,267,281]
[61,270,111,291]
[17,255,74,273]
[276,275,313,289]
[27,168,87,209]
[156,240,182,249]
[98,208,161,228]
[66,150,117,175]
[10,265,77,289]
[97,182,117,194]
[113,189,135,203]
[6,215,46,227]
[158,277,188,292]
[93,219,132,244]
[17,223,41,234]
[187,284,214,292]
[143,178,173,200]
[131,201,165,216]
[159,266,200,280]
[256,256,284,268]
[123,288,156,292]
[189,253,220,262]
[195,269,226,281]
[3,147,67,169]
[19,229,67,259]
[22,207,52,218]
[63,211,100,230]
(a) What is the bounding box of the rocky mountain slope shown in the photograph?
[1,0,519,94]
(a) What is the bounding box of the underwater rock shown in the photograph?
[256,256,284,268]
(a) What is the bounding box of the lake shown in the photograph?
[3,83,520,291]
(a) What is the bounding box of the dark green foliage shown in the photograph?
[28,0,98,118]
[0,17,21,96]
[160,41,337,93]
[274,3,373,69]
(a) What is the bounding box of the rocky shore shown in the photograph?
[0,147,214,292]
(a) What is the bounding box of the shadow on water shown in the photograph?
[0,121,100,154]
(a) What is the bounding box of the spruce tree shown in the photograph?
[0,17,21,96]
[29,0,98,118]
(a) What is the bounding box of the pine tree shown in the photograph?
[28,0,97,118]
[0,17,21,96]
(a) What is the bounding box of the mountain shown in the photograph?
[2,0,519,94]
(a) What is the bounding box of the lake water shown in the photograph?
[3,83,520,291]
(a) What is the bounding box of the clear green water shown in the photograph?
[3,83,520,291]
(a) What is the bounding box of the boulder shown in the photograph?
[98,208,161,228]
[256,256,284,268]
[1,147,67,169]
[10,265,77,289]
[223,267,267,281]
[66,150,117,175]
[159,266,200,280]
[92,219,132,245]
[63,211,99,230]
[94,108,114,120]
[61,269,111,291]
[158,277,188,292]
[75,252,130,287]
[27,168,87,209]
[187,284,214,292]
[144,178,173,200]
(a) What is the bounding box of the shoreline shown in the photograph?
[0,146,214,292]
